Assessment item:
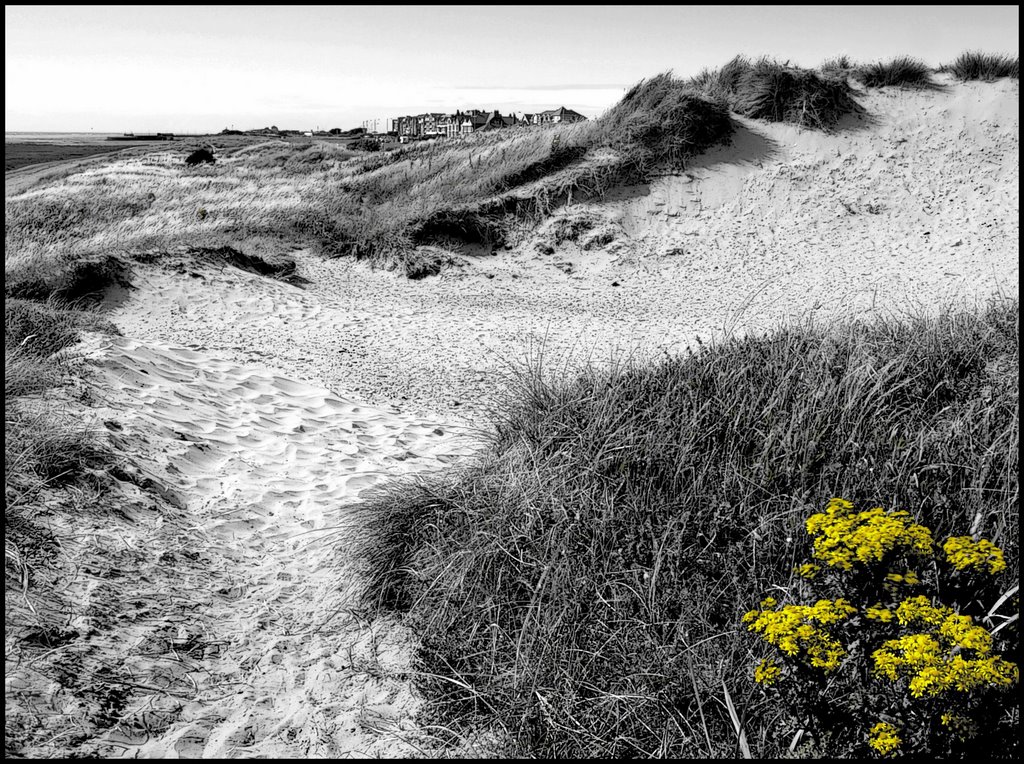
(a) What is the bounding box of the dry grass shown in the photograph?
[354,298,1019,758]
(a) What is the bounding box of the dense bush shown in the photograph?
[744,499,1017,758]
[350,137,382,152]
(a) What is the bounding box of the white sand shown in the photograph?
[11,332,477,758]
[6,77,1018,758]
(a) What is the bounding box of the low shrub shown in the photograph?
[351,137,382,152]
[5,253,131,304]
[744,498,1018,758]
[598,72,734,172]
[820,55,856,74]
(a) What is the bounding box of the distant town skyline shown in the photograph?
[5,5,1019,133]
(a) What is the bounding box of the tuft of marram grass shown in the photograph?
[353,298,1019,758]
[689,56,861,130]
[941,51,1019,81]
[819,55,856,74]
[854,56,935,88]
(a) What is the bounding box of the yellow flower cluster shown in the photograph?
[872,627,1018,698]
[806,498,934,570]
[865,604,895,623]
[796,563,821,579]
[942,536,1007,575]
[894,595,951,628]
[884,569,920,585]
[868,722,901,756]
[743,597,856,671]
[753,658,781,686]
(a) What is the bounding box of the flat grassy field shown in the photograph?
[5,143,133,172]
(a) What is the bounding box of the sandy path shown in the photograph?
[59,328,477,757]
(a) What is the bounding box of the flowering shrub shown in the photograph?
[743,498,1018,758]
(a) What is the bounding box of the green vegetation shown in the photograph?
[744,499,1017,758]
[354,299,1019,757]
[941,51,1020,81]
[854,56,936,88]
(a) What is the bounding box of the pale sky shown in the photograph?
[5,5,1019,133]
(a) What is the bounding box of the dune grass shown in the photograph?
[5,74,735,282]
[819,55,856,75]
[941,51,1020,81]
[688,56,862,130]
[854,56,936,88]
[4,57,875,288]
[353,298,1019,758]
[4,295,123,512]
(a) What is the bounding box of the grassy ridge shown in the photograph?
[6,60,851,285]
[6,51,1016,291]
[14,60,883,285]
[354,299,1019,757]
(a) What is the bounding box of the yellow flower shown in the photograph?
[873,627,1019,698]
[805,499,933,570]
[943,536,1007,575]
[895,596,949,628]
[940,713,978,740]
[745,598,853,672]
[868,722,901,756]
[796,563,821,579]
[753,658,781,686]
[938,613,992,655]
[865,604,895,623]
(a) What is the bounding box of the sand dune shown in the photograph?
[6,76,1017,758]
[109,79,1018,425]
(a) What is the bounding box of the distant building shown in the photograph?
[479,110,520,131]
[532,106,587,125]
[386,105,586,140]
